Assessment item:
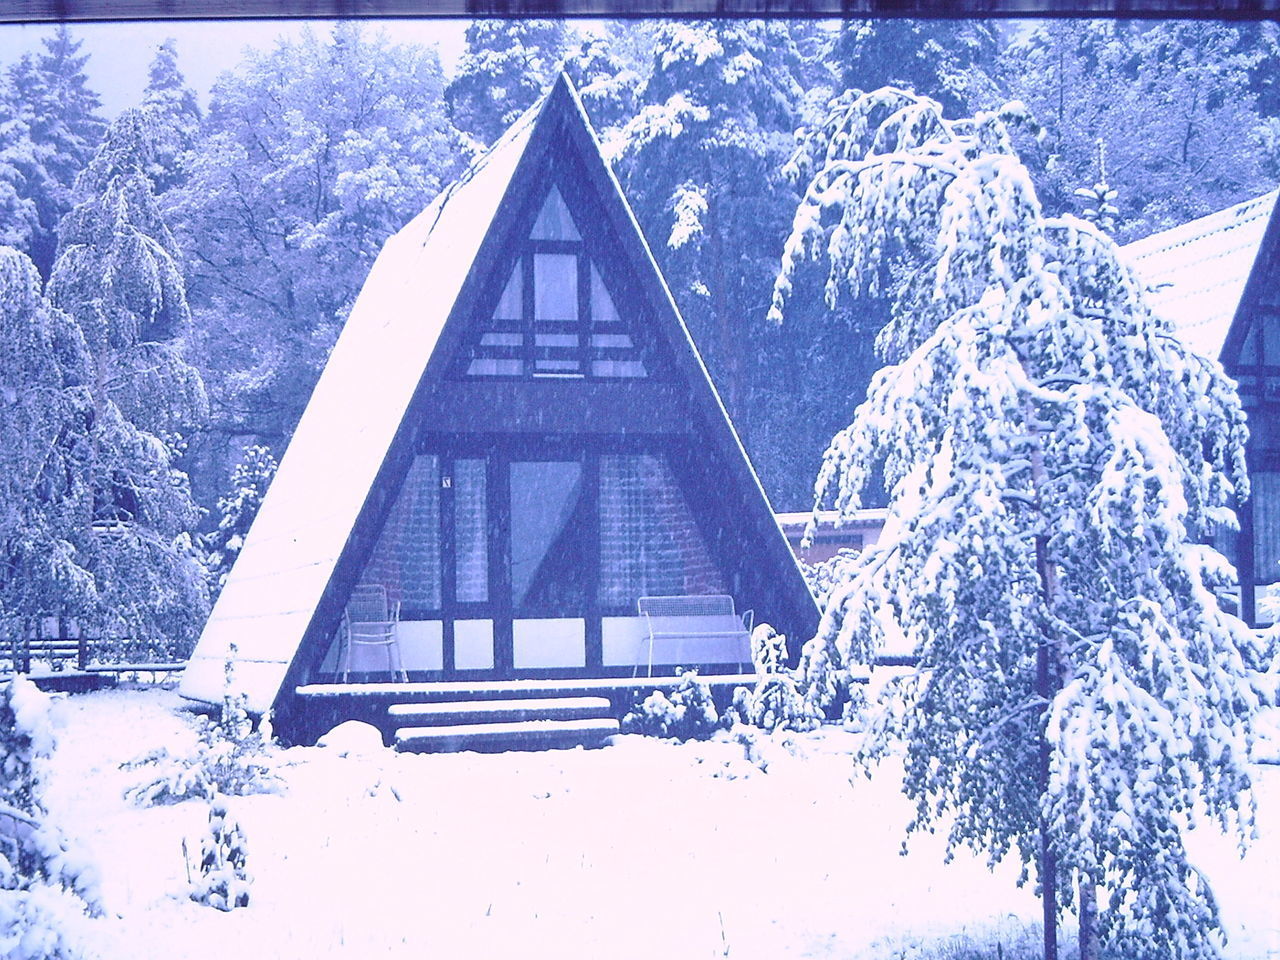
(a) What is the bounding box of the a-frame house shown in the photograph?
[180,76,819,747]
[1125,188,1280,628]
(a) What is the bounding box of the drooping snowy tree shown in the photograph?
[772,88,1262,960]
[169,24,467,507]
[0,27,105,278]
[141,38,202,194]
[47,107,210,657]
[445,19,573,146]
[0,247,96,651]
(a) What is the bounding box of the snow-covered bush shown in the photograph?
[799,548,862,609]
[0,679,99,959]
[729,625,821,733]
[622,669,724,741]
[188,797,250,911]
[124,653,278,805]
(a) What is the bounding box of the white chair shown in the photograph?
[340,584,407,682]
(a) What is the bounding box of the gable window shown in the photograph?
[465,185,649,380]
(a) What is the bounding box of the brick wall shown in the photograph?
[359,455,442,610]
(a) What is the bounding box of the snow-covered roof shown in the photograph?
[180,95,541,712]
[183,76,818,715]
[1122,189,1278,359]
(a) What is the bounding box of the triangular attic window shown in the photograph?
[591,265,619,323]
[493,263,522,321]
[531,186,581,241]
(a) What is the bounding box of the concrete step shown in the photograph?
[387,696,612,727]
[394,717,621,753]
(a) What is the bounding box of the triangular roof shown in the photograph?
[182,76,817,714]
[1122,189,1278,360]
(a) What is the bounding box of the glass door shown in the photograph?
[507,458,593,671]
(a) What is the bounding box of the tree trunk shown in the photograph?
[1079,876,1099,960]
[1036,578,1059,960]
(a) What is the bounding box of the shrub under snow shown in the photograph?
[0,678,99,959]
[124,656,278,805]
[188,797,251,911]
[622,669,725,741]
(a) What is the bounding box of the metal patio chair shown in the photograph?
[340,584,407,682]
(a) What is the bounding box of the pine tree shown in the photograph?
[204,444,277,597]
[614,20,805,430]
[0,247,96,651]
[47,107,210,658]
[772,88,1261,960]
[0,27,105,278]
[830,20,1001,116]
[142,38,202,194]
[563,31,644,137]
[445,20,572,146]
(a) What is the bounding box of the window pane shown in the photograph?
[534,254,578,321]
[591,359,646,378]
[535,333,578,348]
[493,262,522,321]
[531,186,582,241]
[480,332,523,347]
[591,264,620,323]
[510,461,590,610]
[454,459,488,603]
[467,358,523,376]
[360,455,441,610]
[591,333,633,349]
[1255,471,1279,588]
[599,454,725,607]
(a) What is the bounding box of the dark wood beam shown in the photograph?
[5,0,1279,22]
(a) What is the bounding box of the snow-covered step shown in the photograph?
[394,717,620,753]
[387,696,612,727]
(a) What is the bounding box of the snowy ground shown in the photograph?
[35,687,1280,960]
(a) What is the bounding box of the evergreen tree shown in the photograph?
[564,31,643,137]
[47,107,210,657]
[773,88,1261,960]
[142,38,202,194]
[0,247,96,654]
[614,20,805,432]
[204,443,277,597]
[831,20,1001,115]
[445,20,572,146]
[0,26,105,278]
[168,24,467,507]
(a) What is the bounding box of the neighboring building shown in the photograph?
[1124,189,1280,627]
[179,77,818,745]
[775,509,887,565]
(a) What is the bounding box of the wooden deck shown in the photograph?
[290,673,759,751]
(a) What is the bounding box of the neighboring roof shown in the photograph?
[1122,189,1278,359]
[775,509,889,533]
[180,97,540,712]
[182,76,818,714]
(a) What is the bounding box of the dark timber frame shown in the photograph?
[268,78,819,735]
[1220,195,1280,628]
